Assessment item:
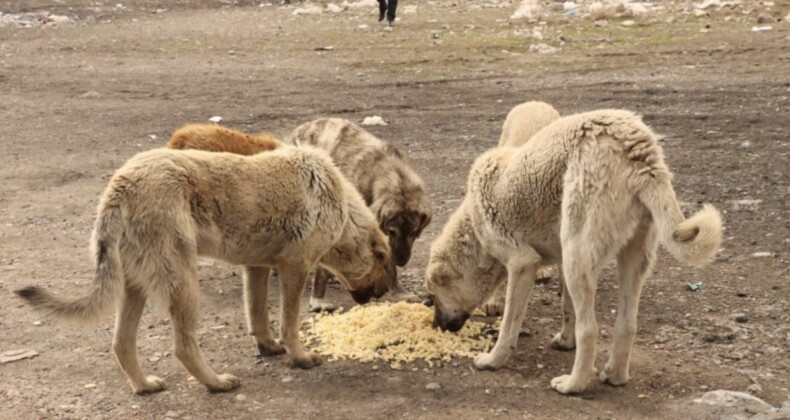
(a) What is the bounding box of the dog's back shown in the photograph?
[168,124,281,155]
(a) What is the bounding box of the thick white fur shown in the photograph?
[425,109,723,394]
[482,101,562,316]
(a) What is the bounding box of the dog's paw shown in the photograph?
[289,352,323,369]
[134,375,167,395]
[257,339,286,357]
[599,363,629,386]
[473,352,505,371]
[550,374,590,395]
[481,301,504,317]
[550,332,576,351]
[207,373,241,393]
[308,298,336,313]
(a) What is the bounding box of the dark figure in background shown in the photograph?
[378,0,398,25]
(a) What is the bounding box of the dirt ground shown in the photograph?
[1,0,788,419]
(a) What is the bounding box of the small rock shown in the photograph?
[281,376,294,383]
[638,394,648,399]
[361,116,387,126]
[164,411,180,419]
[315,46,335,51]
[371,365,380,371]
[751,25,773,32]
[528,43,560,54]
[694,390,772,411]
[208,116,223,123]
[236,394,247,401]
[326,3,344,13]
[537,317,553,325]
[756,13,774,24]
[485,389,492,395]
[425,382,441,390]
[0,349,39,364]
[733,313,748,323]
[621,20,636,26]
[747,383,762,393]
[84,383,97,389]
[751,251,773,258]
[80,91,101,99]
[33,321,43,326]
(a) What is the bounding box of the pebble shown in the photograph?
[621,20,636,26]
[33,321,43,326]
[747,383,762,393]
[733,313,748,323]
[281,376,294,383]
[236,394,247,401]
[537,317,553,325]
[84,383,97,389]
[751,252,773,258]
[756,13,774,23]
[80,91,101,99]
[425,382,441,390]
[485,389,492,395]
[164,411,180,418]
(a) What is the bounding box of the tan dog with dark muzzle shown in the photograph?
[16,145,393,394]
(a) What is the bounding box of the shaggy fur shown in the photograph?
[424,109,722,394]
[16,146,394,394]
[167,123,281,154]
[481,101,562,316]
[288,118,432,311]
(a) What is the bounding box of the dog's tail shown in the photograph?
[16,188,125,323]
[639,181,723,267]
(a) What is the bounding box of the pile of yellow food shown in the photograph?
[303,301,493,368]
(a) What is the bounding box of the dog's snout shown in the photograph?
[351,286,374,304]
[433,306,469,333]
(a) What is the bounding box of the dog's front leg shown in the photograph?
[244,266,286,356]
[278,265,323,369]
[474,250,540,370]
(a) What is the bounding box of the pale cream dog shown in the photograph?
[425,110,722,394]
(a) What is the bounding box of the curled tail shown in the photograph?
[16,189,125,323]
[639,181,723,266]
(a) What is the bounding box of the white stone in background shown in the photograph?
[208,116,223,123]
[751,25,773,32]
[531,29,543,40]
[362,116,388,126]
[326,3,344,13]
[342,0,377,9]
[563,1,577,11]
[510,0,543,21]
[529,43,560,54]
[293,5,322,15]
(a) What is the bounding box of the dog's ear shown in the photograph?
[371,234,391,264]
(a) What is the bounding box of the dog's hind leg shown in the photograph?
[550,270,576,351]
[113,285,166,394]
[244,266,285,356]
[550,239,605,394]
[474,248,541,370]
[308,267,336,313]
[169,262,240,392]
[600,212,657,386]
[279,264,323,369]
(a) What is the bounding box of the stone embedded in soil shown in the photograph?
[693,390,772,413]
[425,383,441,390]
[281,376,294,383]
[236,394,247,401]
[733,313,748,323]
[164,411,180,418]
[0,349,39,364]
[751,251,773,258]
[756,13,774,24]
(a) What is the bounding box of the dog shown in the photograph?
[424,109,722,394]
[16,146,394,394]
[167,123,281,154]
[288,118,432,311]
[480,101,562,317]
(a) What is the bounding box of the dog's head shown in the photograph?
[422,204,504,332]
[322,192,394,304]
[380,210,432,267]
